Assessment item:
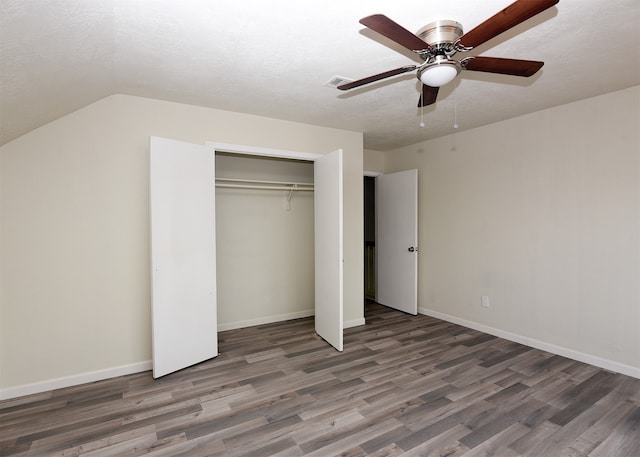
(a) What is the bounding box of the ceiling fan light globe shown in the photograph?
[419,62,460,87]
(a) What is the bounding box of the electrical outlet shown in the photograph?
[481,295,490,308]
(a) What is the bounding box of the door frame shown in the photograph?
[363,169,418,315]
[207,141,344,351]
[209,142,321,161]
[363,172,381,301]
[363,171,382,302]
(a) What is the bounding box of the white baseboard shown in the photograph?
[217,309,315,331]
[419,306,640,380]
[218,311,366,331]
[0,361,152,401]
[344,317,366,329]
[2,311,367,400]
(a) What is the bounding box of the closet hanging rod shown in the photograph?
[216,183,313,191]
[215,177,313,188]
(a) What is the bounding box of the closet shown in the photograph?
[214,153,315,330]
[150,137,343,378]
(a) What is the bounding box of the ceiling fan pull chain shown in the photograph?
[420,91,425,128]
[453,86,459,129]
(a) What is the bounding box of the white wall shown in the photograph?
[0,94,364,397]
[215,154,314,329]
[384,86,640,377]
[363,148,385,173]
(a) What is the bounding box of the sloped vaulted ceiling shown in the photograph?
[1,0,639,150]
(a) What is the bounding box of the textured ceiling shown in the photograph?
[1,0,639,151]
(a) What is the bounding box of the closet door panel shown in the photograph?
[150,136,218,378]
[314,149,344,351]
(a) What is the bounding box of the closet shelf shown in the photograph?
[215,177,314,192]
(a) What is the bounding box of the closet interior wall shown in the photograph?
[215,153,315,330]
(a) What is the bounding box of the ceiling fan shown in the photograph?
[337,0,559,107]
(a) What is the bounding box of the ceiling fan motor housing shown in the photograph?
[415,20,464,87]
[417,20,464,57]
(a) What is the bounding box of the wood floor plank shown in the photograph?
[1,302,638,456]
[398,423,471,457]
[300,417,404,457]
[143,432,225,457]
[523,402,609,456]
[396,401,494,450]
[509,419,562,455]
[567,400,637,456]
[587,405,640,457]
[461,422,530,457]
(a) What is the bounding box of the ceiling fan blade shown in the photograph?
[418,85,439,107]
[337,65,417,90]
[360,14,431,52]
[463,56,544,76]
[458,0,559,49]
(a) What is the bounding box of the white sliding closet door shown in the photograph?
[314,149,344,351]
[150,136,218,378]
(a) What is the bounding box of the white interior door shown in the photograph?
[150,136,218,378]
[376,169,418,315]
[314,149,344,351]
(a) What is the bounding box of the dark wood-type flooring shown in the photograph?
[2,302,639,456]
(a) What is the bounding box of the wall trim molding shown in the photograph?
[344,317,366,329]
[208,142,322,161]
[4,312,365,400]
[419,306,640,380]
[0,361,153,401]
[218,310,315,331]
[219,312,366,331]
